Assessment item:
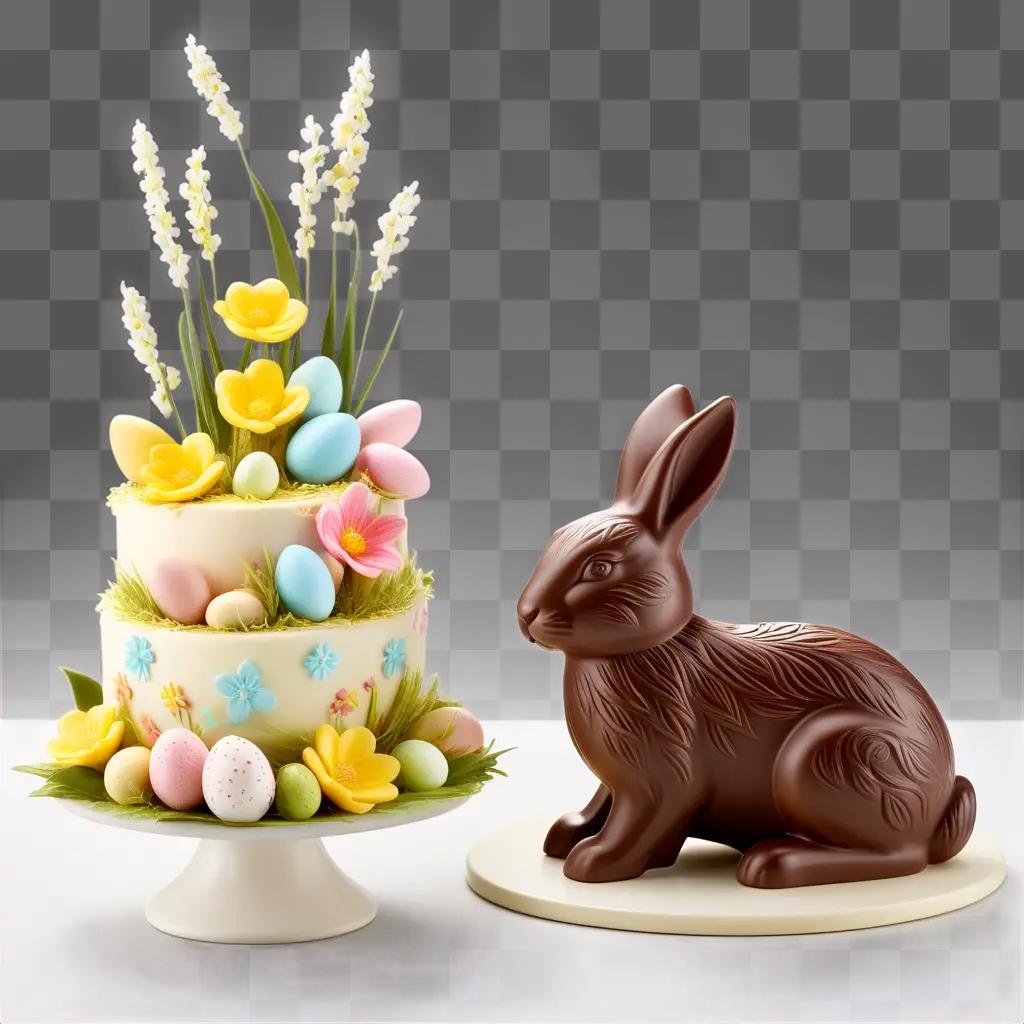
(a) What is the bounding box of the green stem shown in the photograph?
[210,258,219,302]
[354,308,403,415]
[159,365,187,440]
[240,341,253,370]
[353,290,377,394]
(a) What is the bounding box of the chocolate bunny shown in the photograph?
[518,387,975,887]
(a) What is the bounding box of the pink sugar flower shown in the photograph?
[315,482,405,579]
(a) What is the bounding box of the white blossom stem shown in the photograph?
[353,290,377,391]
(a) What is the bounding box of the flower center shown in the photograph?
[247,305,272,326]
[334,763,357,786]
[172,468,195,486]
[247,398,274,419]
[340,529,367,556]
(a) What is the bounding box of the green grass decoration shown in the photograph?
[372,671,457,754]
[98,553,430,632]
[333,557,432,621]
[242,547,279,621]
[364,683,380,733]
[13,759,498,827]
[446,741,511,787]
[62,667,103,711]
[106,479,351,509]
[97,561,164,623]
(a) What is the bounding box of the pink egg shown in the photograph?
[356,399,422,449]
[148,558,211,625]
[319,550,345,590]
[149,728,208,810]
[408,707,485,756]
[356,442,430,499]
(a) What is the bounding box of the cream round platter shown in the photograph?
[65,795,468,944]
[466,816,1006,936]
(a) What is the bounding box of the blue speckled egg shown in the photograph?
[289,356,343,421]
[285,413,361,484]
[274,545,336,621]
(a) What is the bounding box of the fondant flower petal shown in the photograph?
[349,782,398,805]
[337,725,376,765]
[353,752,401,789]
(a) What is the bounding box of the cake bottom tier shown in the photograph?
[100,602,428,755]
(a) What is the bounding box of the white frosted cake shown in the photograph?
[18,40,502,826]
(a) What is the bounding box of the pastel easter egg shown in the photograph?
[275,763,322,821]
[103,745,153,806]
[148,558,211,625]
[275,544,336,621]
[109,414,176,485]
[232,451,280,499]
[356,399,422,449]
[285,412,361,484]
[289,356,343,421]
[149,728,208,811]
[319,551,345,591]
[202,735,275,823]
[355,442,430,499]
[392,739,449,793]
[205,588,266,630]
[407,707,485,756]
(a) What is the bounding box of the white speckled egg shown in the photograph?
[202,735,276,823]
[149,728,208,811]
[356,399,421,448]
[204,588,266,629]
[148,558,211,625]
[355,442,431,499]
[232,451,280,499]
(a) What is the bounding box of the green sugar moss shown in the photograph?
[98,555,432,632]
[106,479,353,511]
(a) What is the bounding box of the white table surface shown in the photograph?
[2,717,1021,1024]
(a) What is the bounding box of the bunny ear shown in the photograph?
[614,385,696,502]
[629,395,736,539]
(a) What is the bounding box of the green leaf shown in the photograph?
[240,340,253,371]
[178,310,218,440]
[246,167,302,299]
[31,765,108,802]
[12,763,61,779]
[61,667,103,711]
[354,309,403,414]
[339,231,360,413]
[321,247,338,361]
[197,270,224,377]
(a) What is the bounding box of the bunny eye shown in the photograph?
[582,558,613,581]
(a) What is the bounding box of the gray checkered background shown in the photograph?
[0,0,1021,721]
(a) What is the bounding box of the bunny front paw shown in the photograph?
[564,836,647,882]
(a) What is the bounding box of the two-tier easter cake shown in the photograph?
[18,41,503,825]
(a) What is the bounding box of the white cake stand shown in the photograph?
[64,797,467,944]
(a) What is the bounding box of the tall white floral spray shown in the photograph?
[327,50,374,237]
[287,115,329,285]
[120,282,185,435]
[130,120,190,291]
[183,34,244,142]
[179,145,221,294]
[369,181,420,293]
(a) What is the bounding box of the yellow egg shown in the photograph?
[109,415,175,484]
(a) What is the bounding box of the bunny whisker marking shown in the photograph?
[520,384,976,887]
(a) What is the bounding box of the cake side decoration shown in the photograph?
[16,40,506,828]
[518,385,975,888]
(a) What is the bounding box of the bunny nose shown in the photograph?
[517,601,539,641]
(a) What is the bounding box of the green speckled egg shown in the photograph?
[275,763,322,821]
[393,739,449,793]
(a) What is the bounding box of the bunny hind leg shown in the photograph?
[544,785,611,859]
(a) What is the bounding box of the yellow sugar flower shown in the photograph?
[48,704,125,770]
[302,724,399,814]
[213,278,308,343]
[160,683,190,714]
[215,359,309,435]
[140,432,226,503]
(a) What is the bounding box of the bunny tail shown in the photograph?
[928,775,976,864]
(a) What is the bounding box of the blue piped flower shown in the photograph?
[304,642,339,681]
[124,635,155,681]
[214,660,278,724]
[382,637,406,678]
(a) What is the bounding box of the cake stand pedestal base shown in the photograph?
[147,837,375,944]
[467,817,1006,936]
